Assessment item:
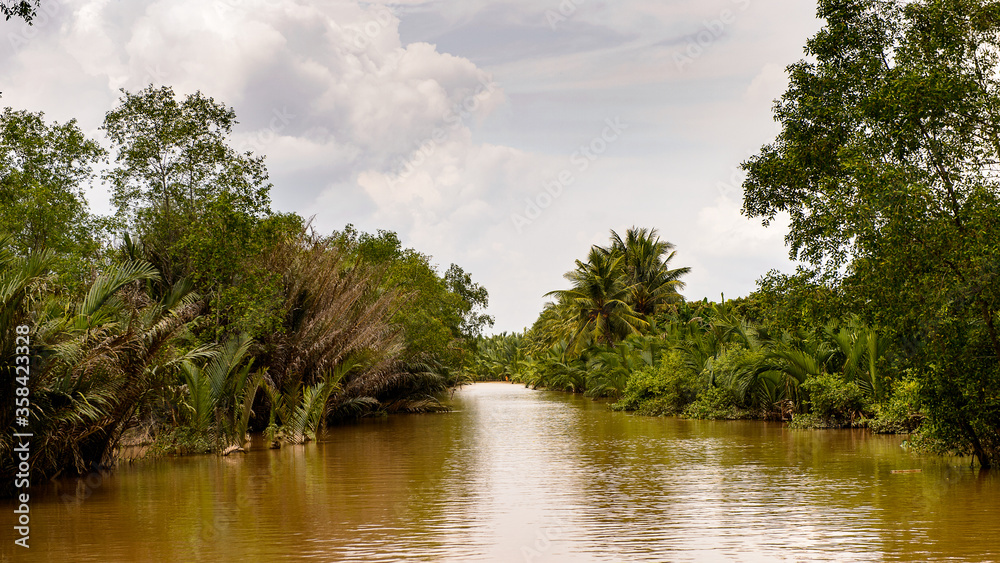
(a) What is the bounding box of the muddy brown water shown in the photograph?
[4,382,999,562]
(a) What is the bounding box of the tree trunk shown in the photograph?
[962,419,992,470]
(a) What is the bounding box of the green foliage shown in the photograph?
[733,268,843,334]
[787,414,842,430]
[0,107,106,281]
[0,0,39,23]
[174,334,261,449]
[524,342,588,393]
[332,225,493,368]
[683,386,742,420]
[467,332,531,381]
[102,85,271,233]
[801,373,867,422]
[742,0,1000,467]
[258,232,405,413]
[0,90,497,495]
[601,227,690,318]
[0,253,203,495]
[546,245,647,348]
[101,85,300,340]
[585,334,668,398]
[869,376,923,434]
[529,226,689,375]
[445,263,493,338]
[611,352,701,415]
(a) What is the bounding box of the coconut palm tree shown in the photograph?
[602,227,691,317]
[546,246,647,348]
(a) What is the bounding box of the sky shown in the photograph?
[0,0,823,334]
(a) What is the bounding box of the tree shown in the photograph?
[102,85,294,339]
[332,226,494,367]
[741,0,1000,467]
[0,108,105,261]
[444,263,493,338]
[733,268,845,334]
[1,255,204,494]
[102,85,272,285]
[546,246,647,347]
[601,226,690,317]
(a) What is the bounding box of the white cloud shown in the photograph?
[696,195,789,258]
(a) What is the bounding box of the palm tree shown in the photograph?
[259,231,408,433]
[528,299,581,356]
[601,227,691,318]
[8,260,204,486]
[177,333,262,450]
[546,246,647,348]
[823,316,884,399]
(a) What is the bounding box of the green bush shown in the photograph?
[684,386,742,420]
[151,427,213,455]
[706,343,754,388]
[788,413,841,429]
[802,372,867,419]
[611,351,701,415]
[868,376,923,434]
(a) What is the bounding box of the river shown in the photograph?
[5,382,999,562]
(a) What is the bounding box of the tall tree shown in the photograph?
[102,85,296,340]
[0,108,105,260]
[102,84,272,285]
[601,227,690,317]
[742,0,1000,467]
[547,246,647,347]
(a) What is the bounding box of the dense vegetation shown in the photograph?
[467,229,903,430]
[468,0,1000,470]
[0,86,492,496]
[4,0,1000,500]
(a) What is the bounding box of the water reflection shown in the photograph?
[4,383,997,562]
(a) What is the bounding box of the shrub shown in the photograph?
[790,372,869,428]
[684,386,742,420]
[788,413,841,429]
[802,372,867,420]
[868,376,923,434]
[611,351,701,415]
